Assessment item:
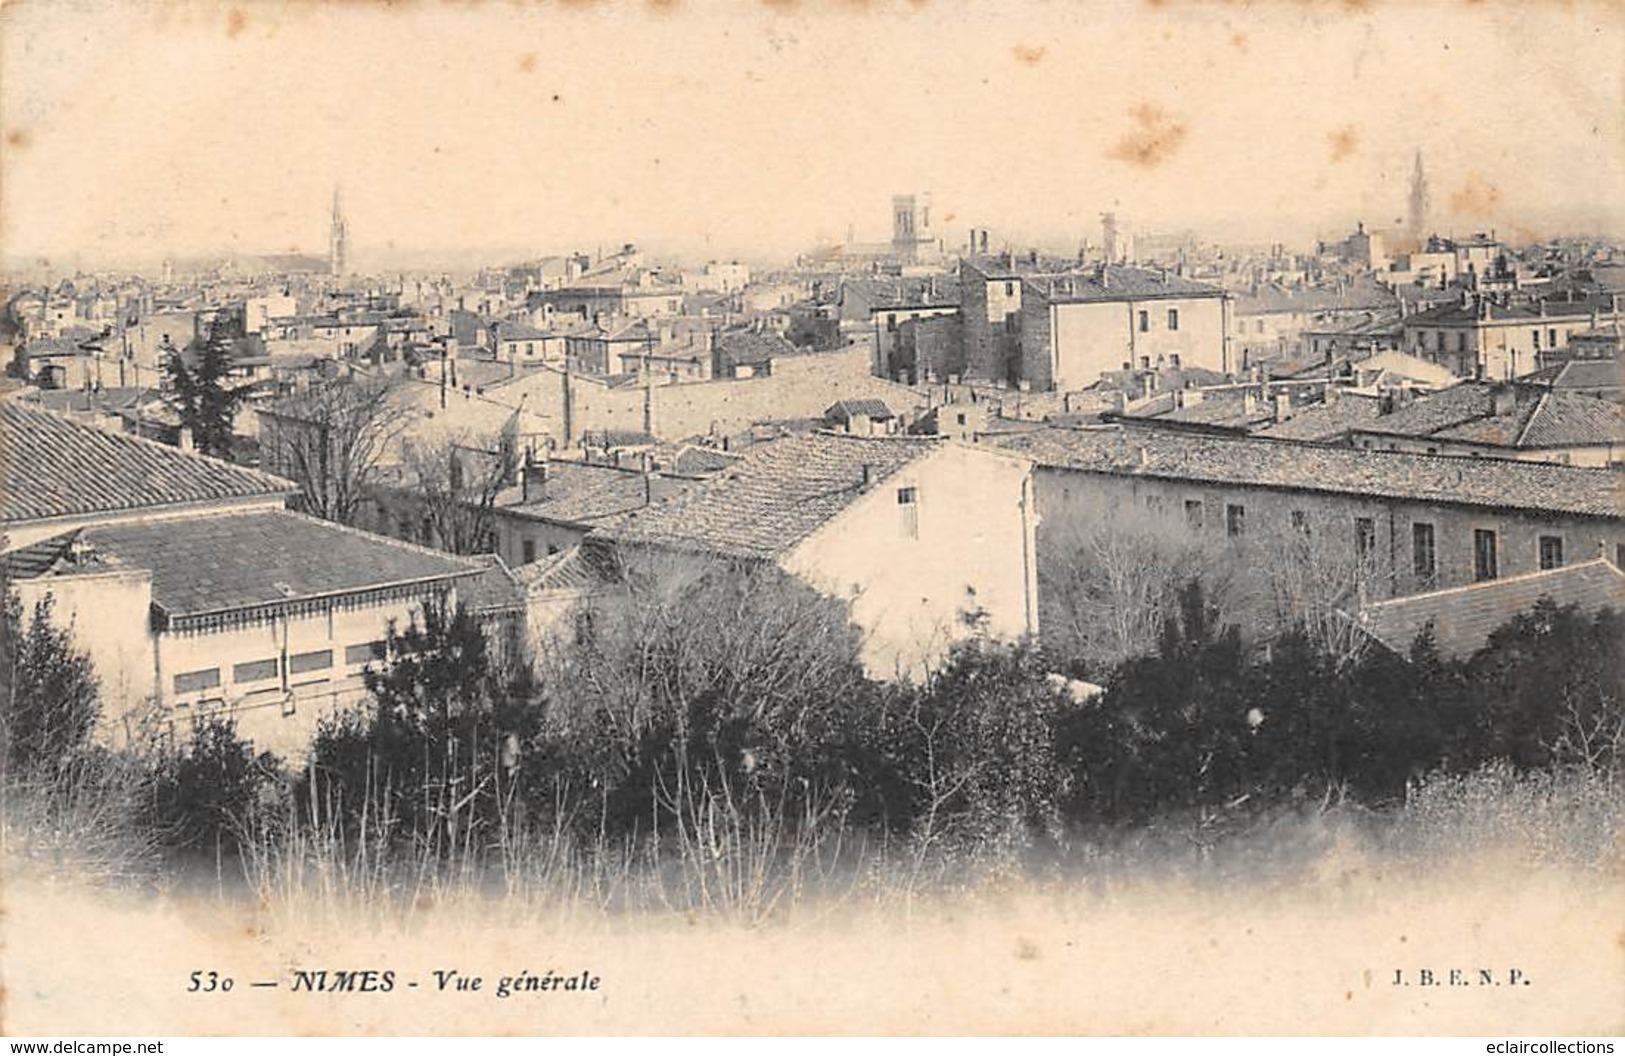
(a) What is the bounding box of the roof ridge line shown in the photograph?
[1362,558,1621,612]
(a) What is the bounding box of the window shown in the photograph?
[1547,329,1557,349]
[1225,504,1245,537]
[173,668,221,695]
[1145,494,1165,514]
[1531,330,1541,351]
[345,641,386,666]
[522,539,536,564]
[1138,310,1150,333]
[1291,510,1310,536]
[1169,353,1181,369]
[1184,499,1204,529]
[1355,517,1376,563]
[233,658,279,684]
[1167,308,1180,331]
[1004,282,1015,297]
[289,649,334,675]
[1474,529,1499,582]
[525,342,535,356]
[1539,535,1564,570]
[886,314,897,332]
[897,485,919,539]
[1412,522,1436,579]
[547,544,560,556]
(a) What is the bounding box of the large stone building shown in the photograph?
[599,432,1039,679]
[991,424,1625,642]
[0,401,486,756]
[1016,266,1232,391]
[960,257,1231,392]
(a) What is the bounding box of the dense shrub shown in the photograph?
[144,715,283,859]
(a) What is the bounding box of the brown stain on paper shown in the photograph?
[1110,103,1187,168]
[1449,172,1502,218]
[225,7,246,39]
[1328,125,1359,163]
[1013,44,1047,66]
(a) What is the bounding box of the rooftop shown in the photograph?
[494,459,674,526]
[600,432,944,560]
[3,509,479,624]
[989,424,1622,520]
[1253,392,1386,442]
[1026,265,1225,304]
[0,401,295,528]
[1355,559,1625,659]
[1350,381,1625,449]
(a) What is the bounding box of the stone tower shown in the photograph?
[329,186,349,278]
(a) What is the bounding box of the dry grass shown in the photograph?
[4,765,1622,1035]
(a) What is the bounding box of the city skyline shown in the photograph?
[2,1,1622,274]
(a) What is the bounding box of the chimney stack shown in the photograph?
[1272,390,1292,423]
[178,426,194,453]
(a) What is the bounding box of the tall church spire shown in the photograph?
[1406,150,1431,247]
[329,186,349,278]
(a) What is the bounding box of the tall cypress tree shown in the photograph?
[165,315,244,458]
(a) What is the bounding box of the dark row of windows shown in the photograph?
[1173,497,1585,584]
[1136,308,1180,333]
[173,642,385,697]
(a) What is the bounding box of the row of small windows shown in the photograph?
[1168,497,1584,584]
[172,641,386,698]
[1137,309,1179,332]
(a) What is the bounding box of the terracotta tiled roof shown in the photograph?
[826,399,896,422]
[991,425,1623,519]
[460,553,528,614]
[1522,360,1624,393]
[1253,393,1385,442]
[1354,559,1625,659]
[1350,381,1625,449]
[0,401,295,528]
[513,544,610,593]
[715,328,798,368]
[495,460,672,526]
[1026,266,1225,304]
[600,432,943,559]
[6,509,479,621]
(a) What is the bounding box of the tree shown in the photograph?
[165,314,247,458]
[260,377,409,526]
[536,549,877,843]
[305,598,533,851]
[0,591,102,780]
[401,427,515,555]
[1038,505,1237,677]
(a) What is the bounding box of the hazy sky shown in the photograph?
[2,0,1622,273]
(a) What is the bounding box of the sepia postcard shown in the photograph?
[1,0,1622,1038]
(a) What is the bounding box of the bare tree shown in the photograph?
[1242,516,1379,668]
[400,427,516,555]
[1038,505,1236,674]
[258,377,410,526]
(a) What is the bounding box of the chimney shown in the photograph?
[1136,445,1150,469]
[1272,390,1292,423]
[1492,383,1517,417]
[1139,373,1154,401]
[178,426,194,452]
[521,450,549,502]
[860,463,874,489]
[1242,390,1258,416]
